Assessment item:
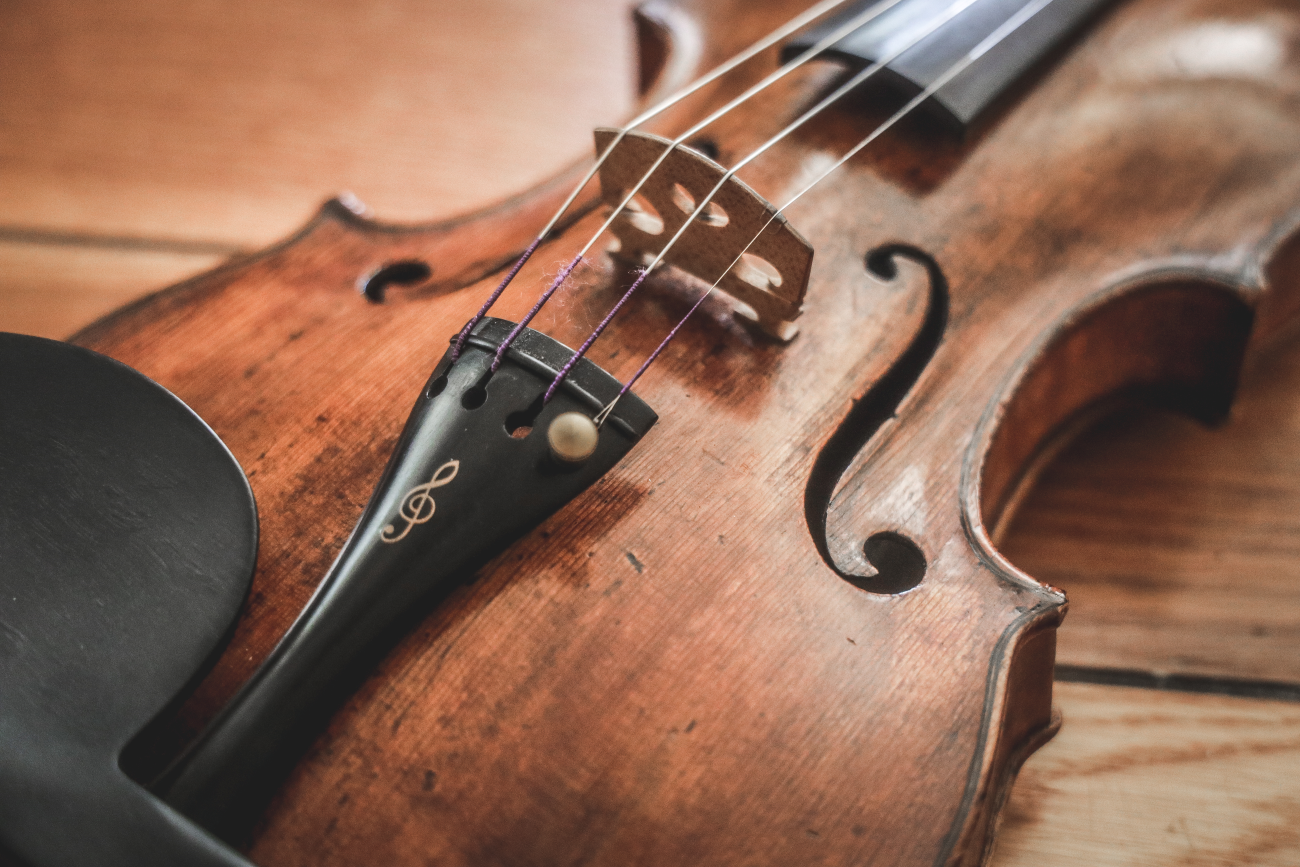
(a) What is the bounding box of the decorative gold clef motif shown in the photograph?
[380,459,460,543]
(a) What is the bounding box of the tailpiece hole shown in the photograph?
[505,397,543,438]
[461,385,488,410]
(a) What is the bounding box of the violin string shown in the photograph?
[594,0,1058,426]
[543,0,985,405]
[482,0,922,374]
[449,0,861,361]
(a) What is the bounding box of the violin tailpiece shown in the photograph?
[155,318,656,839]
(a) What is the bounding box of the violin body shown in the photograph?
[70,0,1300,864]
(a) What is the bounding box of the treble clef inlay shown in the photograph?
[380,459,460,543]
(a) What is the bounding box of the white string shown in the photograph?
[567,0,914,263]
[486,0,931,371]
[597,0,1060,422]
[456,0,893,359]
[550,0,987,404]
[629,0,984,280]
[533,0,864,245]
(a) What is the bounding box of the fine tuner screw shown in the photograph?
[547,412,599,463]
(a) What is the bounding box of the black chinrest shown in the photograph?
[0,333,258,867]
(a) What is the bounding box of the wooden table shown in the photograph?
[3,1,1297,863]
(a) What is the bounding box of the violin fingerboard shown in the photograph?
[784,0,1114,131]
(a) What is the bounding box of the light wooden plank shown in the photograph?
[0,0,634,248]
[1001,333,1300,683]
[0,241,221,339]
[992,682,1300,867]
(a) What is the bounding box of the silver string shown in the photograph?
[566,0,913,266]
[547,0,985,404]
[451,0,864,358]
[481,0,921,372]
[595,0,1060,425]
[536,0,865,245]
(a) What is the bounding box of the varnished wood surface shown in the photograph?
[2,0,1299,864]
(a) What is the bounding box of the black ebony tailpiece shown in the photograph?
[155,317,657,840]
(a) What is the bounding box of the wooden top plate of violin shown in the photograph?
[2,0,1300,865]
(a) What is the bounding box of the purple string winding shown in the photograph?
[450,237,541,361]
[491,253,586,373]
[543,267,650,404]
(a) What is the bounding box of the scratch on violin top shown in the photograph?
[0,618,28,655]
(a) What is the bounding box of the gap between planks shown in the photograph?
[991,681,1300,867]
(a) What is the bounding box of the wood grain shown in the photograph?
[0,0,634,248]
[992,682,1300,867]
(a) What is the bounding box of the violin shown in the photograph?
[3,0,1300,864]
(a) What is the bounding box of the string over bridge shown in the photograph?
[595,128,812,341]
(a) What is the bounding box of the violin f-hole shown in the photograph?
[805,245,949,594]
[852,531,928,594]
[359,259,432,303]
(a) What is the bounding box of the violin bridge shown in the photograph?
[594,128,812,341]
